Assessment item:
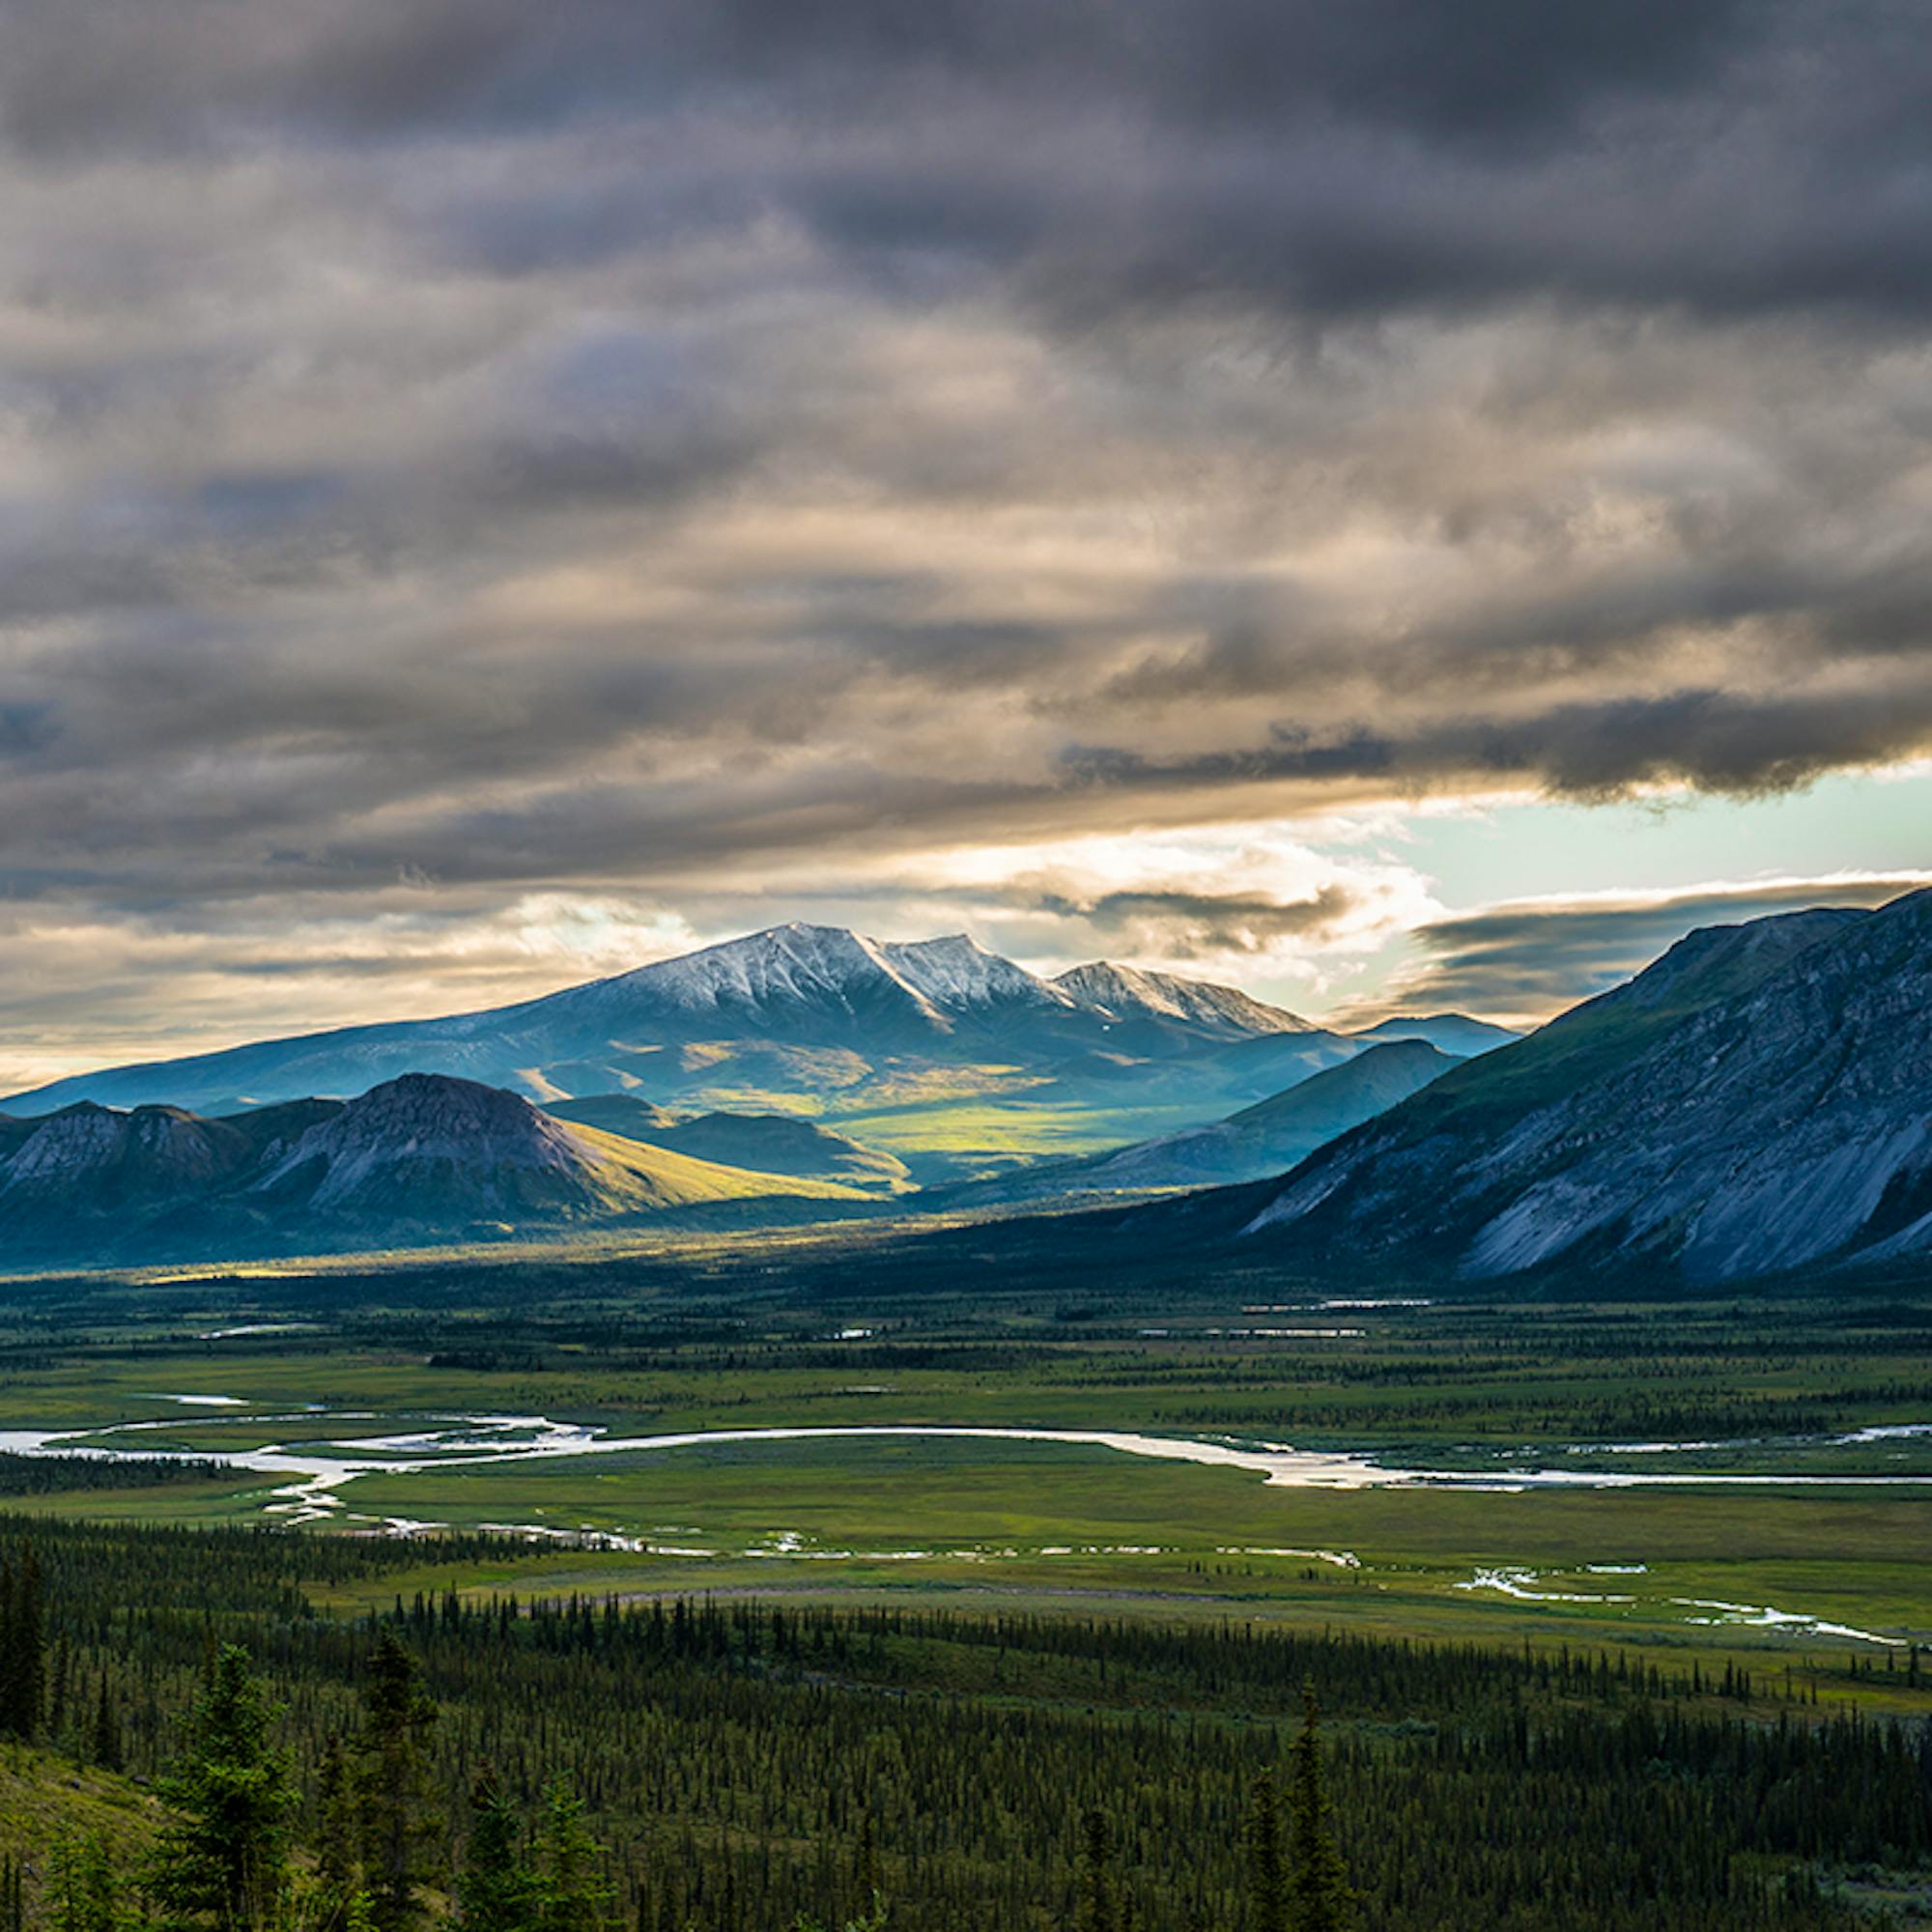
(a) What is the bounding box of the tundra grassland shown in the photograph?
[0,1226,1924,1697]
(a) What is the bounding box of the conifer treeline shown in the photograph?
[2,1520,1926,1932]
[0,1454,230,1498]
[0,1542,44,1739]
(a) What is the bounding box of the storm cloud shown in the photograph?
[2,0,1929,1069]
[1356,874,1932,1025]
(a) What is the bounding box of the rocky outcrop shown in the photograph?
[0,1102,255,1208]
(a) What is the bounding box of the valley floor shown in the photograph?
[0,1238,1926,1682]
[0,1235,1925,1927]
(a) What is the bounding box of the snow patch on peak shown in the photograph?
[1056,961,1310,1035]
[1057,962,1185,1018]
[569,922,1095,1036]
[584,923,952,1027]
[881,935,1073,1010]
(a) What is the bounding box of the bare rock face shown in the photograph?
[248,1073,604,1215]
[0,1102,253,1208]
[1243,889,1932,1283]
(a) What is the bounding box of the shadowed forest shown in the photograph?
[0,1522,1927,1932]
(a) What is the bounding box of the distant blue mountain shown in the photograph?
[1347,1014,1520,1056]
[0,923,1330,1116]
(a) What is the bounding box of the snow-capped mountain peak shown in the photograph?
[3,923,1326,1118]
[1054,961,1311,1036]
[880,934,1075,1010]
[596,923,930,1011]
[516,921,984,1061]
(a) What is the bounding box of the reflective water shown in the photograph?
[6,1401,1932,1534]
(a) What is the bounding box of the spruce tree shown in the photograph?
[0,1557,12,1734]
[534,1780,613,1932]
[1284,1686,1356,1932]
[314,1734,361,1932]
[147,1645,297,1932]
[353,1633,442,1932]
[0,1545,44,1740]
[91,1676,123,1774]
[1245,1768,1287,1932]
[49,1633,70,1738]
[458,1768,538,1932]
[46,1833,121,1932]
[851,1813,881,1925]
[1077,1808,1114,1932]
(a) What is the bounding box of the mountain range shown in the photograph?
[0,924,1517,1264]
[0,923,1512,1186]
[0,925,1308,1116]
[0,1073,872,1264]
[4,891,1927,1281]
[1151,885,1932,1284]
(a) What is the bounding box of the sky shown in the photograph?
[3,0,1930,1092]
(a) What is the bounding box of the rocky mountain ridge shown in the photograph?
[1235,889,1932,1282]
[0,926,1512,1172]
[0,1072,868,1264]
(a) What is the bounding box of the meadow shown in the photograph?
[0,1230,1925,1691]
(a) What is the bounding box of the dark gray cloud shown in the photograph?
[8,0,1930,323]
[1063,684,1932,803]
[0,1,1764,158]
[1020,885,1359,960]
[2,0,1929,1070]
[1363,875,1932,1022]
